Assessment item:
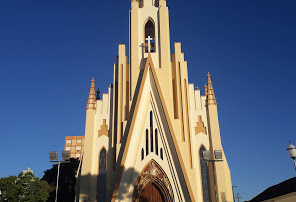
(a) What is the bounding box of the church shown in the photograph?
[76,0,233,201]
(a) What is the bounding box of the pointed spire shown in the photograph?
[86,77,96,110]
[204,84,208,96]
[206,72,217,105]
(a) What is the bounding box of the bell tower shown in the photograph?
[130,0,171,99]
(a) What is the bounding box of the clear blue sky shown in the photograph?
[0,0,295,201]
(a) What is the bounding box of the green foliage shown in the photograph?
[0,172,49,202]
[42,158,79,202]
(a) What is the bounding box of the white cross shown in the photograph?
[146,36,153,53]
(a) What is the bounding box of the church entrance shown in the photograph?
[139,182,165,202]
[133,160,174,202]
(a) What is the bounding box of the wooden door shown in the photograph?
[139,182,165,202]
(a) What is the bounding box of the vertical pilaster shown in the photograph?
[206,73,233,202]
[159,0,171,69]
[116,45,127,158]
[130,1,139,101]
[79,78,96,201]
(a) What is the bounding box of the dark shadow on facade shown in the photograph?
[76,166,139,202]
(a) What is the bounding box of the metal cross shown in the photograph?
[146,36,153,52]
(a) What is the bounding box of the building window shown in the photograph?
[141,148,144,161]
[65,147,71,151]
[146,129,149,156]
[144,19,155,53]
[76,153,80,158]
[150,111,153,152]
[155,129,158,155]
[66,140,71,144]
[77,139,82,143]
[76,146,81,151]
[160,148,163,160]
[97,148,106,202]
[200,146,210,202]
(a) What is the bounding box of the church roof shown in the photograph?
[248,177,296,202]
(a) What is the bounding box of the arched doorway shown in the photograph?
[139,182,165,202]
[133,160,174,202]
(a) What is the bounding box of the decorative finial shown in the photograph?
[96,88,101,100]
[86,77,96,110]
[204,84,208,96]
[207,72,212,84]
[206,72,217,105]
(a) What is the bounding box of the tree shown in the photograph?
[0,172,49,202]
[42,158,79,202]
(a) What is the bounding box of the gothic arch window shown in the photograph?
[144,18,155,53]
[150,111,153,152]
[155,129,158,155]
[97,148,106,202]
[160,148,163,160]
[200,146,211,202]
[146,129,149,156]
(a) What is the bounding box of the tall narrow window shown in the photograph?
[144,19,155,53]
[150,111,153,152]
[160,148,163,160]
[141,148,144,160]
[200,146,211,202]
[146,129,149,156]
[155,129,158,155]
[97,148,106,202]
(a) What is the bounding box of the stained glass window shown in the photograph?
[97,148,106,202]
[200,146,211,202]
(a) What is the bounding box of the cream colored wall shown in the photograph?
[187,83,211,201]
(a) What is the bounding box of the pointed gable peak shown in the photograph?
[145,53,153,68]
[86,77,96,110]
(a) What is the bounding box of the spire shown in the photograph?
[86,77,96,110]
[204,84,208,96]
[206,72,217,105]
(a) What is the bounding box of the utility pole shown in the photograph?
[232,186,237,202]
[234,193,242,202]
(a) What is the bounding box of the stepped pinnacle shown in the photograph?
[206,72,217,105]
[204,84,208,96]
[86,77,96,110]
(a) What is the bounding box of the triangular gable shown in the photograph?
[111,54,194,201]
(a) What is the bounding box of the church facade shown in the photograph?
[77,0,233,201]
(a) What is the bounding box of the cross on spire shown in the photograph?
[146,36,153,53]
